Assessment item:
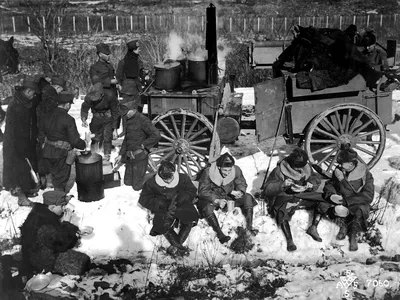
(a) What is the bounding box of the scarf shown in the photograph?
[155,170,179,188]
[209,162,236,186]
[279,159,311,183]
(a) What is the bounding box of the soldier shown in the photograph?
[197,153,258,244]
[81,83,119,161]
[114,101,160,191]
[139,160,199,257]
[323,145,374,251]
[90,43,118,105]
[39,92,88,192]
[116,40,143,109]
[360,31,389,72]
[3,76,39,206]
[263,148,330,251]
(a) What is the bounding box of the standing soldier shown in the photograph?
[37,75,67,189]
[90,43,118,105]
[3,76,39,206]
[40,92,87,192]
[116,40,143,109]
[114,101,160,191]
[81,83,119,161]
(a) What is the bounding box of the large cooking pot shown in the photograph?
[154,61,181,91]
[75,152,104,202]
[188,56,207,82]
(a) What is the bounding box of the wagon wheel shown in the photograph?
[149,108,213,180]
[304,103,386,178]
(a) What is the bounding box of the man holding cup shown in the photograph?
[197,153,258,244]
[323,144,374,251]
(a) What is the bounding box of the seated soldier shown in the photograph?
[20,191,90,276]
[263,148,331,251]
[323,145,374,251]
[197,153,258,244]
[139,161,199,257]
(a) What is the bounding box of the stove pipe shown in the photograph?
[206,3,218,85]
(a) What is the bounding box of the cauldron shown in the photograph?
[188,55,207,82]
[154,61,181,91]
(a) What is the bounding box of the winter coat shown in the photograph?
[263,158,322,204]
[364,47,388,71]
[323,160,374,223]
[81,93,119,129]
[119,112,160,161]
[116,51,142,97]
[3,90,38,192]
[39,107,86,159]
[20,203,79,273]
[198,163,247,203]
[139,171,199,235]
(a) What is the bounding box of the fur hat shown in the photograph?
[286,147,309,168]
[216,153,235,168]
[127,40,139,51]
[96,43,111,55]
[43,190,69,206]
[337,144,358,164]
[57,92,75,104]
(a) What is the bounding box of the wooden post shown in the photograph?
[229,17,232,32]
[27,16,30,32]
[395,14,397,23]
[58,16,61,32]
[159,15,162,29]
[201,15,204,32]
[12,16,15,33]
[244,18,246,32]
[87,16,90,32]
[257,17,260,32]
[145,15,147,32]
[173,14,176,26]
[367,15,370,28]
[284,17,287,31]
[298,16,301,25]
[353,15,356,25]
[116,16,118,31]
[42,16,46,30]
[271,17,274,33]
[339,15,342,29]
[188,15,190,32]
[312,16,315,27]
[101,16,104,31]
[326,15,328,28]
[380,14,383,27]
[72,16,76,32]
[130,15,133,31]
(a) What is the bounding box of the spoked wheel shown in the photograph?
[304,103,386,178]
[149,108,213,180]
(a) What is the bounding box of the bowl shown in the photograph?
[334,205,349,217]
[330,194,343,204]
[80,226,94,236]
[26,274,51,291]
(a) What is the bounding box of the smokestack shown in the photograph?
[206,3,218,85]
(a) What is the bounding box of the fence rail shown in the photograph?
[1,13,400,40]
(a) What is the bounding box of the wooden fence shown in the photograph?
[1,13,400,40]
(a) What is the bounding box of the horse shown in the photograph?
[0,37,20,82]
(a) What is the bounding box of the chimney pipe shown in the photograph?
[206,3,218,85]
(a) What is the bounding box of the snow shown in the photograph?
[1,95,400,299]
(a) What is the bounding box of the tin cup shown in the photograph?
[227,200,235,212]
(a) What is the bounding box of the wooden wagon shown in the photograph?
[250,41,393,177]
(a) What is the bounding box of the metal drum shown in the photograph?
[75,152,104,202]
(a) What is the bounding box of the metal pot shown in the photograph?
[154,61,181,91]
[188,56,207,82]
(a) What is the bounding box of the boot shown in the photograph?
[45,173,53,189]
[281,220,297,252]
[336,217,347,240]
[243,207,259,236]
[178,222,193,245]
[206,213,231,244]
[16,189,33,207]
[306,212,322,242]
[163,228,185,250]
[349,218,362,251]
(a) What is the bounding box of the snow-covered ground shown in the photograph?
[1,92,400,299]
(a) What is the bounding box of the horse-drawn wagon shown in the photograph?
[250,40,393,178]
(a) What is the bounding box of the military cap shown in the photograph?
[52,76,67,89]
[127,40,139,51]
[57,91,75,104]
[337,146,358,164]
[96,43,111,55]
[21,76,39,92]
[216,152,235,168]
[43,190,69,206]
[85,83,104,102]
